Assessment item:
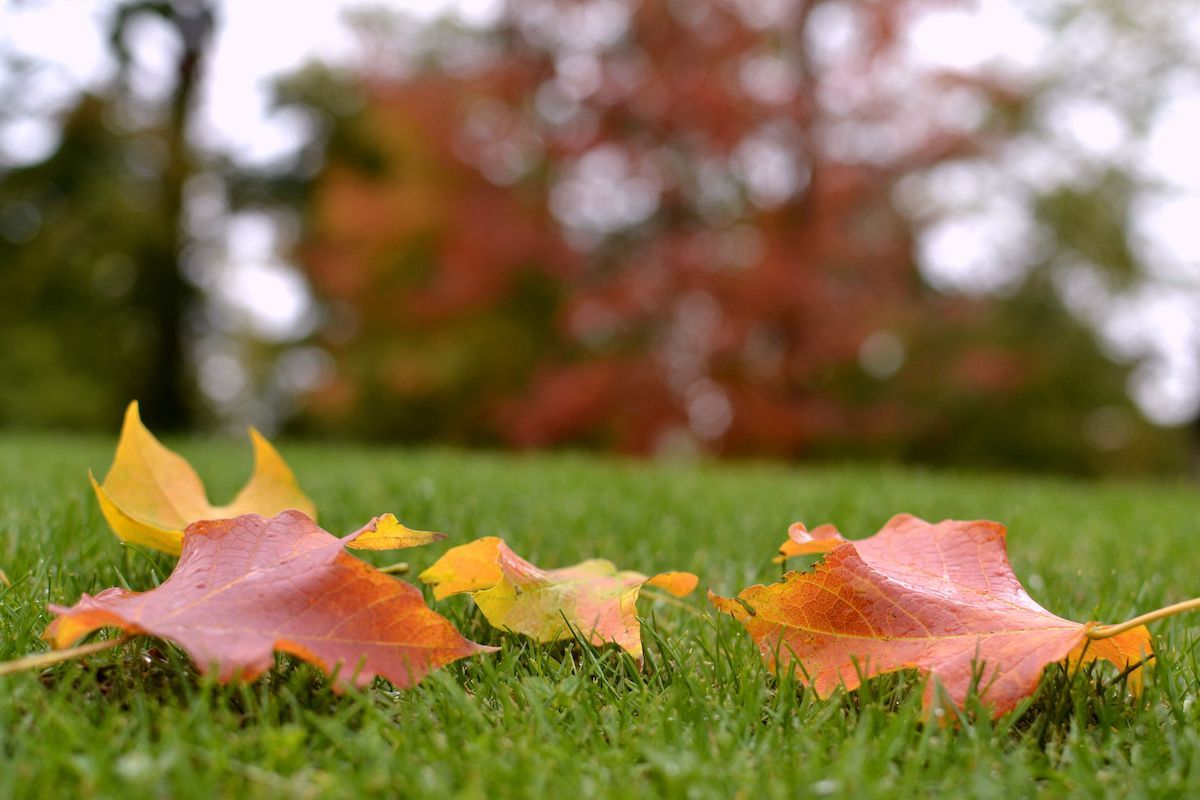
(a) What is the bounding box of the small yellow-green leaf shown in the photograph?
[345,513,446,551]
[419,537,697,660]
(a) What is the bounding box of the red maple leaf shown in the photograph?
[712,514,1152,716]
[46,511,495,688]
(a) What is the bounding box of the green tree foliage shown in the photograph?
[0,0,212,431]
[0,95,167,429]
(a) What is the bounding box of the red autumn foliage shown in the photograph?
[281,0,1178,474]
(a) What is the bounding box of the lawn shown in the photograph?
[2,433,1199,798]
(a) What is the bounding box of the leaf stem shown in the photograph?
[378,562,410,575]
[0,634,133,677]
[1088,597,1200,640]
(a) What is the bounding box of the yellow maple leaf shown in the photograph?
[91,402,439,554]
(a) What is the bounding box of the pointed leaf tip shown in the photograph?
[707,590,752,621]
[646,571,699,596]
[774,522,846,563]
[418,536,505,600]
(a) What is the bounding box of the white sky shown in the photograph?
[0,0,500,162]
[2,0,1200,426]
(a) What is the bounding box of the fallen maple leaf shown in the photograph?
[91,402,438,555]
[773,522,845,562]
[419,537,698,659]
[712,514,1152,717]
[46,510,495,688]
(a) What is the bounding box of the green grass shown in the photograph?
[2,433,1200,798]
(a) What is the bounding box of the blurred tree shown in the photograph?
[0,0,213,430]
[271,0,1185,474]
[0,95,156,428]
[271,70,572,443]
[1,0,1190,475]
[108,0,215,429]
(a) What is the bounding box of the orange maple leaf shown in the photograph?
[419,537,698,660]
[712,514,1152,716]
[46,511,495,688]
